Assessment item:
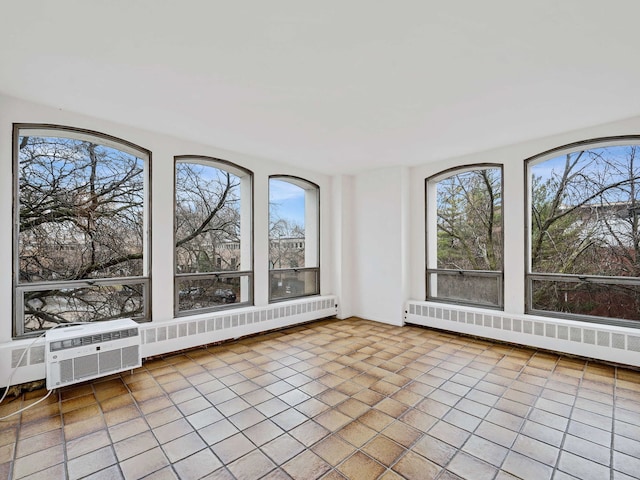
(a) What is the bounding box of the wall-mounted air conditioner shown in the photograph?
[45,318,141,390]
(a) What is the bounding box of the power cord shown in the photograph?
[0,322,89,421]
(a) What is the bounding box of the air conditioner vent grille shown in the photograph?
[49,327,138,352]
[45,319,141,389]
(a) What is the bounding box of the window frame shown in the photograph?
[525,136,640,328]
[268,175,320,303]
[173,155,254,316]
[425,164,504,309]
[13,123,152,338]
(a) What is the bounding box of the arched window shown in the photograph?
[426,165,503,308]
[526,138,640,326]
[269,176,319,301]
[13,124,150,337]
[174,156,253,314]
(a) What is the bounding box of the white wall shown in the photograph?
[350,166,409,325]
[0,94,333,344]
[330,175,354,319]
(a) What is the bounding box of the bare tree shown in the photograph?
[174,162,241,273]
[530,145,640,319]
[18,134,146,331]
[174,161,244,312]
[269,216,304,269]
[436,168,502,271]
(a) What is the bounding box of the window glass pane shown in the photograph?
[176,276,248,312]
[428,272,501,307]
[15,127,149,336]
[531,279,640,321]
[268,177,319,302]
[531,145,640,277]
[21,283,145,332]
[270,269,319,301]
[18,135,145,282]
[428,167,503,308]
[436,168,503,271]
[174,157,252,315]
[175,162,242,274]
[269,179,308,269]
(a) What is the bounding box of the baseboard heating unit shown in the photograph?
[45,318,141,390]
[405,300,640,368]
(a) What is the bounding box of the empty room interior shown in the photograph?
[1,2,640,479]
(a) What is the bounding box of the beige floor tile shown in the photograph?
[412,434,457,467]
[153,418,193,444]
[99,392,136,413]
[282,450,331,480]
[336,421,377,448]
[289,420,330,447]
[271,408,308,431]
[243,419,284,446]
[557,451,610,480]
[361,435,405,467]
[335,398,369,419]
[502,451,553,480]
[262,433,306,465]
[114,430,158,461]
[448,451,498,480]
[512,435,559,465]
[402,408,438,433]
[313,410,351,432]
[312,434,356,466]
[119,446,170,480]
[14,428,62,458]
[228,406,266,430]
[392,451,441,480]
[428,420,471,448]
[18,462,67,480]
[19,402,60,425]
[104,404,140,427]
[210,433,255,464]
[337,451,385,480]
[67,445,117,479]
[66,429,112,460]
[5,318,640,480]
[172,448,222,480]
[0,443,14,465]
[227,449,276,479]
[64,416,107,441]
[12,444,64,479]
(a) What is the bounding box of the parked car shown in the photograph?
[179,287,204,297]
[213,288,236,303]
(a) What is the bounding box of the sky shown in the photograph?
[269,179,305,227]
[530,145,636,181]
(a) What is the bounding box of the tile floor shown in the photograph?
[1,317,639,480]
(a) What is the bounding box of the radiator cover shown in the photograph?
[405,300,640,367]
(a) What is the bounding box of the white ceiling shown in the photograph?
[2,1,640,174]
